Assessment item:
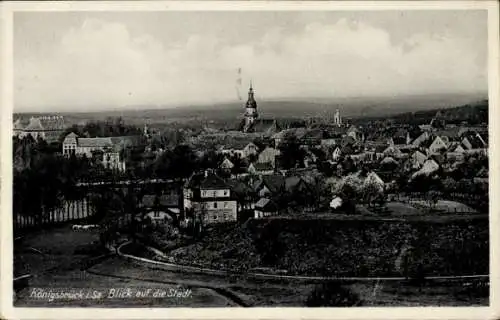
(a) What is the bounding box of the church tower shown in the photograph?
[244,81,258,132]
[334,109,342,126]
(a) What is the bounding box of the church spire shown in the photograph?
[243,81,258,132]
[246,81,256,108]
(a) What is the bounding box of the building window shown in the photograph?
[212,191,216,197]
[223,190,228,196]
[213,202,218,209]
[213,215,217,220]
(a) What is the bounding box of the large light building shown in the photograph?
[14,116,66,143]
[62,132,141,171]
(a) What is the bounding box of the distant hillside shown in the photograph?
[15,92,487,126]
[381,99,488,125]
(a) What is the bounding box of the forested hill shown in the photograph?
[378,99,488,126]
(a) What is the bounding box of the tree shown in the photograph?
[278,135,306,170]
[362,181,383,208]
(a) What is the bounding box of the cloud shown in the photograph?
[15,17,486,111]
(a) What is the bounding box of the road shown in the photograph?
[13,226,241,307]
[13,225,489,307]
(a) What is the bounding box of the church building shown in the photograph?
[238,83,281,135]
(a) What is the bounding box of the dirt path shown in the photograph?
[14,226,242,307]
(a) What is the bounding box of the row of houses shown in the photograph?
[180,169,326,224]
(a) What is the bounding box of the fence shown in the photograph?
[13,198,95,232]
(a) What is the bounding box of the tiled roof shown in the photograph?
[380,156,398,164]
[220,158,235,169]
[285,176,302,191]
[65,132,78,139]
[463,134,486,149]
[222,139,255,150]
[434,127,462,139]
[185,172,205,188]
[251,162,275,171]
[110,136,143,147]
[241,119,281,134]
[200,174,229,189]
[227,180,253,198]
[258,175,286,194]
[255,198,278,211]
[392,136,406,145]
[23,118,44,131]
[23,116,65,131]
[40,116,65,131]
[77,137,113,148]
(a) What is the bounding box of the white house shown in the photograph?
[220,158,235,171]
[382,145,404,159]
[183,172,238,225]
[257,147,281,164]
[427,136,449,155]
[332,147,342,161]
[254,198,278,219]
[411,159,440,179]
[242,142,259,158]
[409,151,427,170]
[62,132,128,171]
[248,162,274,176]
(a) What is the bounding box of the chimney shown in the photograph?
[204,170,208,178]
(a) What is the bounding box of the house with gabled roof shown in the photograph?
[220,158,235,171]
[427,135,449,155]
[411,159,440,179]
[226,179,255,212]
[332,146,342,161]
[412,131,431,147]
[257,147,281,165]
[253,174,286,199]
[461,133,487,153]
[62,132,141,171]
[248,162,275,176]
[382,145,404,159]
[17,116,66,142]
[183,172,238,225]
[346,125,361,141]
[254,198,279,219]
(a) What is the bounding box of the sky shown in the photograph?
[14,10,488,112]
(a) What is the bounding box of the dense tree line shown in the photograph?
[59,117,142,141]
[13,136,104,221]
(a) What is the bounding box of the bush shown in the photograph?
[306,282,362,307]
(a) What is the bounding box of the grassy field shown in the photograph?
[13,224,488,307]
[13,226,238,307]
[90,255,488,307]
[409,200,478,213]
